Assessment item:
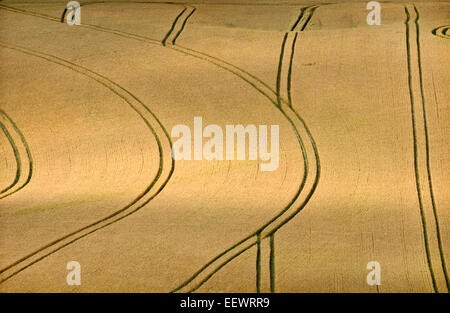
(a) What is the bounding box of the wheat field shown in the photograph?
[0,0,449,292]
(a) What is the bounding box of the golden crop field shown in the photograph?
[0,0,449,293]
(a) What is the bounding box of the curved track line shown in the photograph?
[178,87,320,294]
[404,5,448,293]
[1,4,163,45]
[0,109,33,200]
[414,6,449,291]
[171,7,196,45]
[0,43,175,284]
[162,7,187,46]
[0,4,281,104]
[256,232,261,292]
[1,2,290,105]
[172,6,320,293]
[404,6,436,292]
[269,233,275,292]
[431,25,450,39]
[0,3,321,291]
[0,121,21,195]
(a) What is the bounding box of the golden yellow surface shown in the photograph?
[0,0,449,292]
